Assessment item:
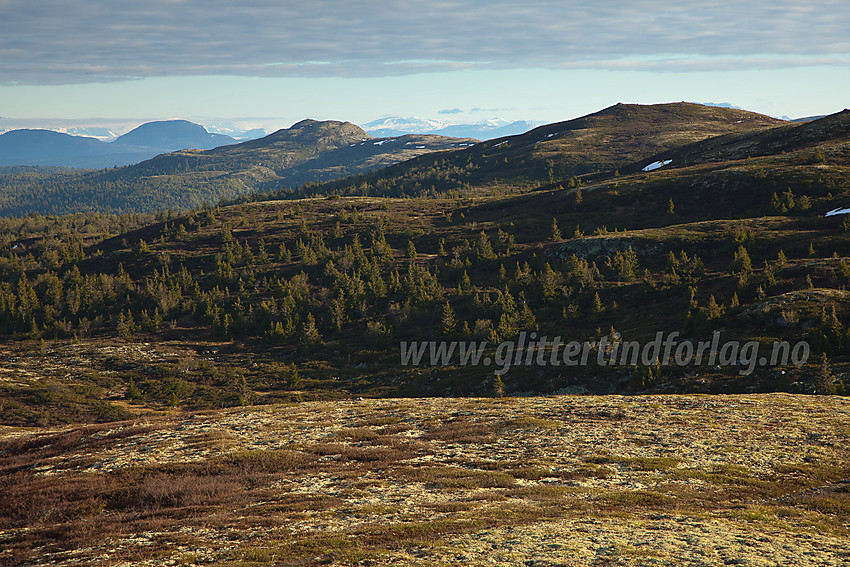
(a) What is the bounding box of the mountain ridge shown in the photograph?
[300,102,789,200]
[113,120,236,149]
[0,119,478,214]
[0,103,824,216]
[0,120,239,168]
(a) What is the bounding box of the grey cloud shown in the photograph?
[438,108,464,114]
[2,0,849,84]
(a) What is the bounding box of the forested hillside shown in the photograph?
[0,103,846,426]
[0,120,475,215]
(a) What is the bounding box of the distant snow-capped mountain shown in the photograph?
[363,117,539,140]
[56,127,119,141]
[203,122,268,141]
[363,116,448,134]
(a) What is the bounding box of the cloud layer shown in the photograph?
[2,0,848,84]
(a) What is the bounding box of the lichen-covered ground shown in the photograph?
[1,394,848,566]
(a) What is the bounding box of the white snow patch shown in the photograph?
[494,141,508,147]
[372,140,391,146]
[824,207,850,217]
[364,116,447,132]
[415,146,425,149]
[642,159,673,172]
[546,133,555,138]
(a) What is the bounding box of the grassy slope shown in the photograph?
[308,102,787,197]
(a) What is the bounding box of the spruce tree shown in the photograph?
[550,218,562,241]
[441,302,456,336]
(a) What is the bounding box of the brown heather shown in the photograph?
[0,394,848,566]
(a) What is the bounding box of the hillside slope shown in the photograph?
[622,108,850,174]
[0,129,156,168]
[0,120,476,215]
[301,102,788,198]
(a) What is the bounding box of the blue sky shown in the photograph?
[1,0,848,133]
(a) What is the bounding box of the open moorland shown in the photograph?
[1,394,849,566]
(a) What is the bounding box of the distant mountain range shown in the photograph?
[0,116,528,169]
[6,102,848,217]
[0,119,478,215]
[363,117,539,139]
[0,120,238,168]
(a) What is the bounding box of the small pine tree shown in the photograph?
[287,363,301,389]
[278,243,291,262]
[687,287,698,310]
[770,192,786,213]
[117,310,134,339]
[838,259,850,280]
[302,313,322,344]
[813,354,836,394]
[730,245,752,275]
[441,302,456,336]
[667,198,675,215]
[550,218,562,241]
[729,292,740,309]
[494,375,505,398]
[782,188,796,211]
[126,378,142,400]
[459,270,472,294]
[592,291,603,313]
[704,295,723,320]
[406,240,417,259]
[763,260,776,287]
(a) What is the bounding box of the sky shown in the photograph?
[1,0,848,134]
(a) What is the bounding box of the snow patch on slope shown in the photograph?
[642,159,673,172]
